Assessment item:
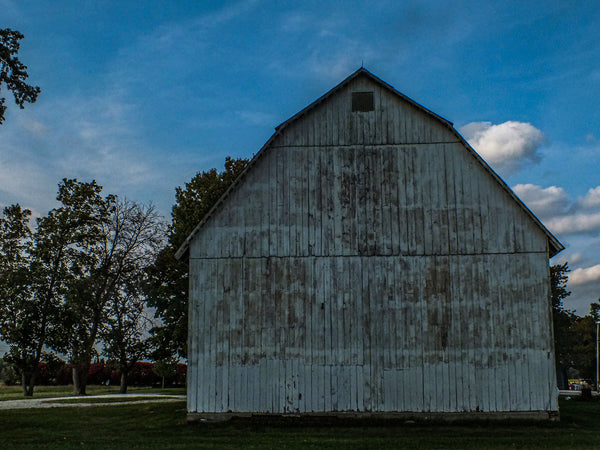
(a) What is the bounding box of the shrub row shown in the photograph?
[4,360,186,387]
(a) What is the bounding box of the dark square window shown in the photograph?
[352,91,374,112]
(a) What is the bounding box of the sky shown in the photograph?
[1,0,599,315]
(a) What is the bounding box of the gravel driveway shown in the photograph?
[0,393,185,410]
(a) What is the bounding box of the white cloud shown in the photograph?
[460,121,545,176]
[578,186,600,209]
[512,184,569,218]
[510,183,600,237]
[570,264,600,286]
[546,213,600,235]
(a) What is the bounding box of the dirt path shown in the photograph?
[0,393,185,410]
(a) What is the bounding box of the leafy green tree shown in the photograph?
[550,263,577,387]
[0,28,40,123]
[147,157,248,359]
[0,356,17,386]
[0,204,37,394]
[1,180,168,396]
[550,263,600,385]
[0,180,108,396]
[152,357,178,389]
[40,180,114,395]
[102,283,150,394]
[35,179,115,394]
[570,304,600,381]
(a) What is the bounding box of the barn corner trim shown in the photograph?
[175,68,563,261]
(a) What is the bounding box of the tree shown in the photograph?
[570,304,600,381]
[550,263,577,387]
[550,263,600,386]
[0,29,40,124]
[152,357,178,389]
[0,204,37,395]
[0,356,17,386]
[102,282,151,394]
[40,179,113,395]
[36,179,115,396]
[56,198,166,395]
[147,157,248,359]
[99,200,166,394]
[1,180,167,396]
[0,179,107,396]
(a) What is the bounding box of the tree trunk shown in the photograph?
[21,373,29,396]
[119,371,127,394]
[72,366,80,395]
[21,367,37,397]
[162,376,165,390]
[72,364,89,395]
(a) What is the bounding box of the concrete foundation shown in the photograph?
[188,409,560,423]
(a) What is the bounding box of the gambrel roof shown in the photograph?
[176,68,563,260]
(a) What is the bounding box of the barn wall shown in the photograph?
[191,141,548,259]
[187,74,557,415]
[188,253,556,413]
[278,76,453,146]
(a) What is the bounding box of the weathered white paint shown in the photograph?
[183,69,561,418]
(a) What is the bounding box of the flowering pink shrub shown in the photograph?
[29,360,187,386]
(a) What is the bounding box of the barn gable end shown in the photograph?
[176,69,562,260]
[182,69,562,420]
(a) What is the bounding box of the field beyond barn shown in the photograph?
[0,397,599,448]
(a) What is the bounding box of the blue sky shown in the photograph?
[1,0,599,314]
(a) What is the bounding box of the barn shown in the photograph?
[176,68,564,421]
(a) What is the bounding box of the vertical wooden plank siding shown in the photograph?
[186,73,558,416]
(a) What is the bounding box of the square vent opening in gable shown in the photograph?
[352,91,374,112]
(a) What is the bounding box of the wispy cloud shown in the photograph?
[513,184,570,218]
[236,110,276,126]
[0,79,160,215]
[0,2,266,218]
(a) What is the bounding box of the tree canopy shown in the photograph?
[0,28,40,124]
[147,157,248,359]
[551,263,600,386]
[0,180,166,396]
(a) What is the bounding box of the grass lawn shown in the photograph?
[49,396,176,404]
[1,397,599,449]
[0,385,185,401]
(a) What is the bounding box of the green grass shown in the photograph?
[1,398,599,448]
[0,385,185,401]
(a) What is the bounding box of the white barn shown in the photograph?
[176,68,563,421]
